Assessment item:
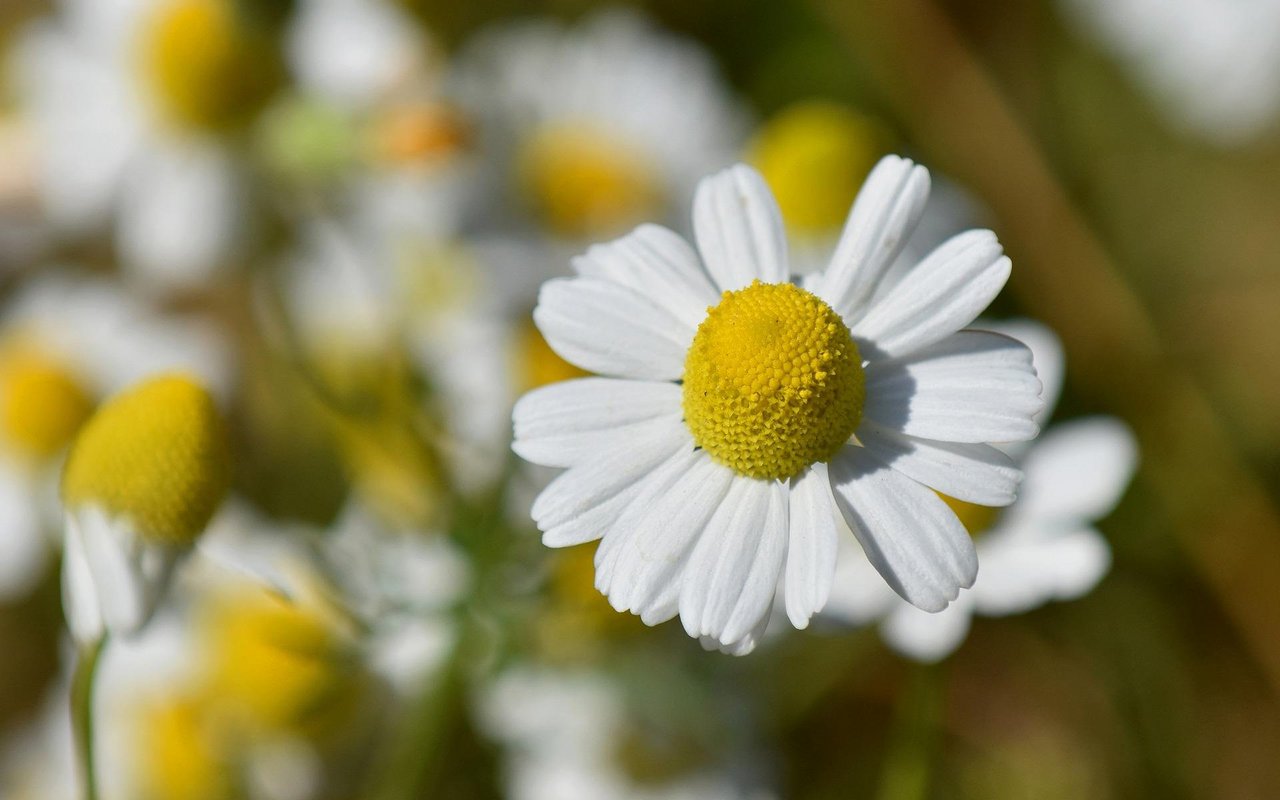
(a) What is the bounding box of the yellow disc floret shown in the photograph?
[62,374,230,545]
[134,693,237,800]
[0,347,94,461]
[518,123,663,237]
[748,101,883,234]
[683,281,864,480]
[139,0,280,132]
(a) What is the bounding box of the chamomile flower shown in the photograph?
[822,321,1139,662]
[60,373,231,644]
[15,0,280,291]
[512,157,1043,654]
[451,8,746,241]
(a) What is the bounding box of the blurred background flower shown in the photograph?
[0,0,1278,798]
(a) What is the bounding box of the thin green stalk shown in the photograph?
[71,637,107,800]
[875,663,944,800]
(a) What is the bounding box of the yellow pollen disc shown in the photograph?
[0,348,94,460]
[683,281,864,480]
[747,101,883,234]
[372,102,471,166]
[940,493,1000,538]
[517,123,663,237]
[61,374,230,545]
[139,0,280,132]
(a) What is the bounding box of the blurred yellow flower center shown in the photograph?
[61,374,230,545]
[748,101,881,234]
[135,695,234,800]
[940,494,1001,537]
[205,586,362,736]
[518,124,663,237]
[373,102,470,166]
[520,316,588,391]
[683,281,863,480]
[0,348,93,460]
[139,0,278,131]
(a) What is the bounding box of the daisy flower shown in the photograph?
[450,8,746,241]
[60,372,231,644]
[14,0,280,292]
[823,321,1139,662]
[512,156,1044,654]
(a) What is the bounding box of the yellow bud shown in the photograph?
[62,374,230,545]
[748,101,884,234]
[0,346,93,460]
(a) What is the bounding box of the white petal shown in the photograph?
[882,595,974,662]
[118,142,242,293]
[595,451,732,621]
[534,277,691,381]
[852,230,1010,359]
[972,525,1111,615]
[863,330,1041,444]
[679,478,787,645]
[977,318,1064,426]
[828,447,977,612]
[0,465,48,599]
[693,164,789,291]
[821,533,900,625]
[700,611,771,656]
[62,511,104,644]
[512,378,682,468]
[286,0,421,108]
[857,421,1021,506]
[783,463,839,628]
[816,156,931,321]
[531,418,688,546]
[572,224,720,330]
[1012,417,1138,524]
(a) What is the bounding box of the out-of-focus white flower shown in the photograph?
[823,321,1139,662]
[60,374,232,644]
[512,158,1043,654]
[1060,0,1280,144]
[451,9,748,242]
[479,669,774,800]
[13,0,277,291]
[0,271,227,601]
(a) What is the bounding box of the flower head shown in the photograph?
[514,156,1044,654]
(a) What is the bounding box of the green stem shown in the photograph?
[875,663,944,800]
[71,637,107,800]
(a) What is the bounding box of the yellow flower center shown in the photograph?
[517,123,663,237]
[134,694,235,800]
[371,102,471,166]
[747,101,883,234]
[0,348,94,461]
[61,374,230,545]
[940,494,1001,538]
[138,0,279,132]
[683,281,864,480]
[204,585,364,737]
[519,316,589,391]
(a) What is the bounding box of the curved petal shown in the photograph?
[512,378,682,468]
[531,418,689,546]
[679,478,788,646]
[0,466,47,599]
[857,421,1022,506]
[882,594,974,662]
[784,463,840,629]
[534,276,692,381]
[852,230,1010,359]
[1011,417,1138,525]
[595,451,733,620]
[972,525,1111,615]
[572,224,720,329]
[700,611,771,656]
[693,164,789,291]
[978,318,1064,427]
[862,330,1041,444]
[816,155,931,322]
[828,447,977,613]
